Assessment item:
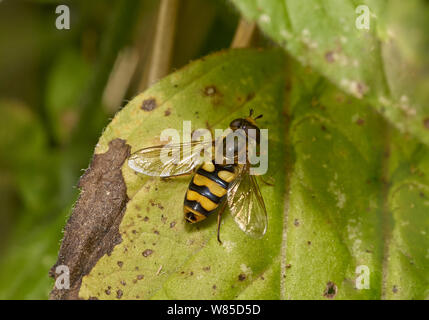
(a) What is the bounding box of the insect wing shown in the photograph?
[128,140,213,177]
[227,165,268,238]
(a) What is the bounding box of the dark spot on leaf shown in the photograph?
[311,97,319,107]
[323,281,337,299]
[212,285,217,290]
[294,219,300,227]
[117,261,123,268]
[143,216,149,222]
[120,280,126,286]
[356,82,367,96]
[307,241,312,245]
[170,221,176,228]
[238,274,246,281]
[190,271,194,276]
[105,289,111,295]
[142,249,153,257]
[89,296,98,300]
[116,290,123,299]
[204,85,217,96]
[132,230,137,234]
[286,264,292,269]
[203,85,223,106]
[356,118,365,126]
[246,92,255,101]
[392,285,398,293]
[164,108,171,116]
[141,98,157,111]
[203,266,211,272]
[424,118,429,129]
[135,205,141,211]
[335,94,345,103]
[137,275,144,280]
[154,230,160,235]
[49,139,131,300]
[325,51,335,63]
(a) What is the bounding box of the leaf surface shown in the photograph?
[54,48,428,300]
[231,0,429,146]
[79,49,288,300]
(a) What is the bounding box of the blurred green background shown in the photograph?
[0,0,239,299]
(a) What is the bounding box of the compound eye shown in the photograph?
[229,119,242,129]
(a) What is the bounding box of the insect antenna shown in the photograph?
[254,114,263,120]
[249,109,254,117]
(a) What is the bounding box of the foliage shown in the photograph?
[0,0,427,300]
[78,48,428,299]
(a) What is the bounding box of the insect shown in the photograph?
[128,109,267,243]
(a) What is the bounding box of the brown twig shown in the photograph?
[230,18,257,48]
[102,47,139,113]
[145,0,180,88]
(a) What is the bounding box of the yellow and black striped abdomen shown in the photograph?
[184,161,236,223]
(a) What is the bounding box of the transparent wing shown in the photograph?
[128,140,213,177]
[227,164,268,238]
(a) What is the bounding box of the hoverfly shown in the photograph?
[127,109,267,243]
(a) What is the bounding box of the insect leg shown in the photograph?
[216,199,228,244]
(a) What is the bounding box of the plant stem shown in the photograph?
[145,0,180,88]
[230,18,256,48]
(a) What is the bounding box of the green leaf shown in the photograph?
[45,49,91,144]
[0,211,66,300]
[284,63,428,299]
[0,101,64,299]
[230,0,429,146]
[383,130,429,299]
[0,100,54,221]
[79,48,287,300]
[55,48,428,300]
